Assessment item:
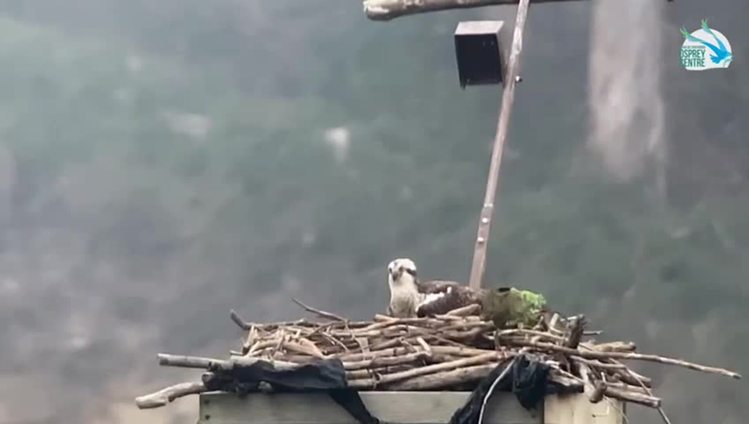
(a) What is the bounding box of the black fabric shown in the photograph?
[202,358,383,424]
[510,355,551,409]
[329,388,383,424]
[448,354,560,424]
[201,355,565,424]
[203,358,348,393]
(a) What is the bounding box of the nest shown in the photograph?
[135,299,741,416]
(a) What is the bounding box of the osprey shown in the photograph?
[386,258,485,318]
[385,258,556,331]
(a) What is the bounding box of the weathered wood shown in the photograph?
[138,309,740,414]
[229,309,251,330]
[157,353,299,371]
[348,352,508,388]
[544,394,625,424]
[198,391,542,424]
[585,341,637,353]
[446,303,482,316]
[603,386,660,408]
[385,364,497,390]
[578,363,605,403]
[135,382,206,409]
[468,0,531,290]
[291,297,347,322]
[363,0,587,21]
[511,341,743,379]
[344,351,430,370]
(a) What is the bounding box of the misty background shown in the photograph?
[0,0,747,423]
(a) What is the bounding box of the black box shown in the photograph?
[454,21,506,88]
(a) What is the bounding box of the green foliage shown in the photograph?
[0,2,747,424]
[481,287,547,328]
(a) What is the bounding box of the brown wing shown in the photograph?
[416,279,463,294]
[415,283,483,317]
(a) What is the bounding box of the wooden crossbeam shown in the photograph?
[364,0,586,22]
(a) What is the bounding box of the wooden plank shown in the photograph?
[199,391,541,424]
[544,394,625,424]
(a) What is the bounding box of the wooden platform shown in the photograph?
[198,391,625,424]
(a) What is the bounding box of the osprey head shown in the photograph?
[388,258,418,286]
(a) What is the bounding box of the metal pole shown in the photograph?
[468,0,531,290]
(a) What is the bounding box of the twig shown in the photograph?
[571,356,627,370]
[242,325,257,354]
[564,315,585,349]
[627,364,673,424]
[291,298,346,322]
[608,368,653,388]
[349,352,509,388]
[142,306,740,413]
[349,364,496,391]
[416,337,432,356]
[514,341,742,379]
[344,351,430,370]
[135,382,207,409]
[229,309,252,330]
[604,385,661,408]
[603,381,650,394]
[157,353,299,371]
[586,341,637,353]
[548,372,585,390]
[445,304,482,316]
[282,341,326,359]
[338,347,416,362]
[497,328,565,342]
[578,363,605,403]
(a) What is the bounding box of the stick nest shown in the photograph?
[135,300,741,413]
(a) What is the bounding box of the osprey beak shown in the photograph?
[390,268,401,280]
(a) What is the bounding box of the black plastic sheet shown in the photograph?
[202,354,562,424]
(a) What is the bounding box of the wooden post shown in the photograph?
[468,0,531,290]
[363,0,604,290]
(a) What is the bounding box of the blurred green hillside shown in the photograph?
[0,1,746,423]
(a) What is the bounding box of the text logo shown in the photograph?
[680,19,732,71]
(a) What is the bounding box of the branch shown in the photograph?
[587,341,637,353]
[563,315,585,349]
[157,353,300,371]
[291,298,346,322]
[445,304,482,316]
[135,382,206,409]
[514,341,742,379]
[344,351,431,370]
[363,0,588,21]
[386,364,498,390]
[378,351,508,381]
[578,363,605,403]
[229,309,252,330]
[604,385,661,408]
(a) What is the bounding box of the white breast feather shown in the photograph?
[416,286,452,310]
